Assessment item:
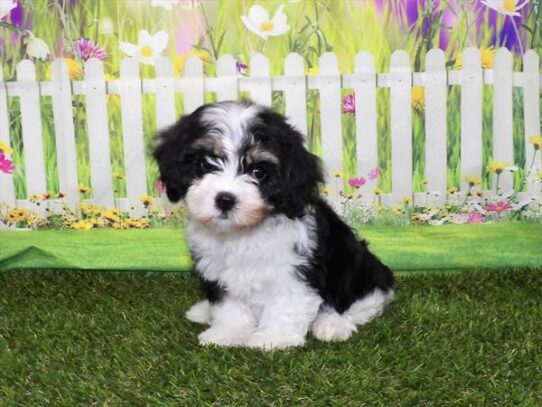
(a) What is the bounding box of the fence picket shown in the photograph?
[84,58,114,208]
[283,53,308,139]
[216,55,238,101]
[522,50,541,200]
[183,56,205,114]
[318,52,343,193]
[390,50,412,205]
[460,48,483,190]
[248,53,272,107]
[354,52,378,201]
[0,65,15,208]
[16,60,46,215]
[424,49,447,204]
[155,57,177,129]
[51,60,79,208]
[492,48,514,193]
[120,58,147,216]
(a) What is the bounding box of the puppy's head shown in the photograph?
[153,100,323,233]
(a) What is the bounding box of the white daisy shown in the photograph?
[0,0,17,21]
[241,4,290,40]
[25,31,50,60]
[480,0,529,17]
[119,30,169,66]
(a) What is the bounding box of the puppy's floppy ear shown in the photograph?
[278,133,324,218]
[153,111,202,202]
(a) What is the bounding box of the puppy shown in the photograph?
[154,100,394,350]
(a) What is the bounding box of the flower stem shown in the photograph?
[496,173,502,196]
[200,3,218,60]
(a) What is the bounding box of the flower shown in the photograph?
[0,141,13,154]
[71,220,94,230]
[535,170,542,183]
[172,49,211,76]
[30,194,43,204]
[467,213,486,224]
[528,135,542,151]
[150,0,180,10]
[104,74,121,107]
[321,186,331,196]
[75,38,107,61]
[102,208,120,223]
[155,178,166,194]
[46,58,83,80]
[348,177,367,189]
[113,172,126,181]
[484,200,513,214]
[0,0,17,21]
[25,31,50,60]
[372,187,383,196]
[422,179,429,186]
[342,94,355,115]
[0,153,14,174]
[481,0,529,17]
[57,192,66,199]
[465,176,482,187]
[401,196,412,205]
[236,60,248,74]
[306,66,319,75]
[42,192,51,200]
[450,213,468,224]
[139,194,155,207]
[78,183,91,194]
[454,47,495,70]
[448,187,458,194]
[332,170,343,178]
[411,86,424,112]
[368,167,381,181]
[120,30,169,66]
[487,160,511,174]
[241,4,289,40]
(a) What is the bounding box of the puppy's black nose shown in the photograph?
[215,192,237,212]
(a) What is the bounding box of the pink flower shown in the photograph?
[450,213,468,224]
[348,177,366,189]
[467,213,485,224]
[342,94,355,115]
[0,153,15,174]
[155,178,166,194]
[368,167,380,181]
[75,38,107,61]
[484,201,513,214]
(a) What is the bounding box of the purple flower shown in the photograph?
[467,213,485,224]
[348,177,367,189]
[342,94,355,115]
[236,60,248,74]
[368,167,381,181]
[155,178,166,194]
[75,38,107,61]
[0,153,15,174]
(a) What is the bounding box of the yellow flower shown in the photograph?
[422,179,429,186]
[401,196,412,205]
[487,160,510,175]
[87,205,103,216]
[173,50,212,77]
[464,176,482,187]
[332,170,343,178]
[528,135,542,151]
[71,220,94,230]
[78,183,91,194]
[7,207,29,223]
[454,47,495,70]
[534,170,542,183]
[392,206,403,215]
[448,187,458,194]
[46,58,83,81]
[372,187,383,196]
[0,141,13,154]
[30,194,43,204]
[113,172,126,181]
[306,66,319,75]
[321,186,331,196]
[411,86,424,112]
[104,73,121,108]
[57,192,66,199]
[139,194,155,207]
[102,208,120,223]
[42,191,52,200]
[125,218,150,229]
[4,211,18,224]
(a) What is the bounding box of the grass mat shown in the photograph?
[1,223,541,272]
[0,269,540,405]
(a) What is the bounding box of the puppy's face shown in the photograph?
[154,101,322,233]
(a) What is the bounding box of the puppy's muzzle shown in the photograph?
[215,192,237,212]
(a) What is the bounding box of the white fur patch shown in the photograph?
[186,300,211,325]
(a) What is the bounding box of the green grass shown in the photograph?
[1,223,541,272]
[0,268,541,405]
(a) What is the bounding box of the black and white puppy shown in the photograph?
[154,100,394,350]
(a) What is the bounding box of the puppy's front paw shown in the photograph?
[311,313,356,342]
[198,327,250,347]
[246,331,305,351]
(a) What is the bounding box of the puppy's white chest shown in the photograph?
[186,215,316,300]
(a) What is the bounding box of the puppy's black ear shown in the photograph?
[279,133,324,218]
[153,111,202,202]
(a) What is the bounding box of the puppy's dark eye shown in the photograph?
[201,160,217,172]
[252,166,267,180]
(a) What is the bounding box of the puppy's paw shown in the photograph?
[198,327,249,347]
[186,300,211,325]
[246,331,305,351]
[311,312,356,342]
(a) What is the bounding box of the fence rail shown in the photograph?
[0,48,541,215]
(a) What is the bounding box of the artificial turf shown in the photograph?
[1,223,541,272]
[0,269,541,405]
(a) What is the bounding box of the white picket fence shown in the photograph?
[0,48,541,217]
